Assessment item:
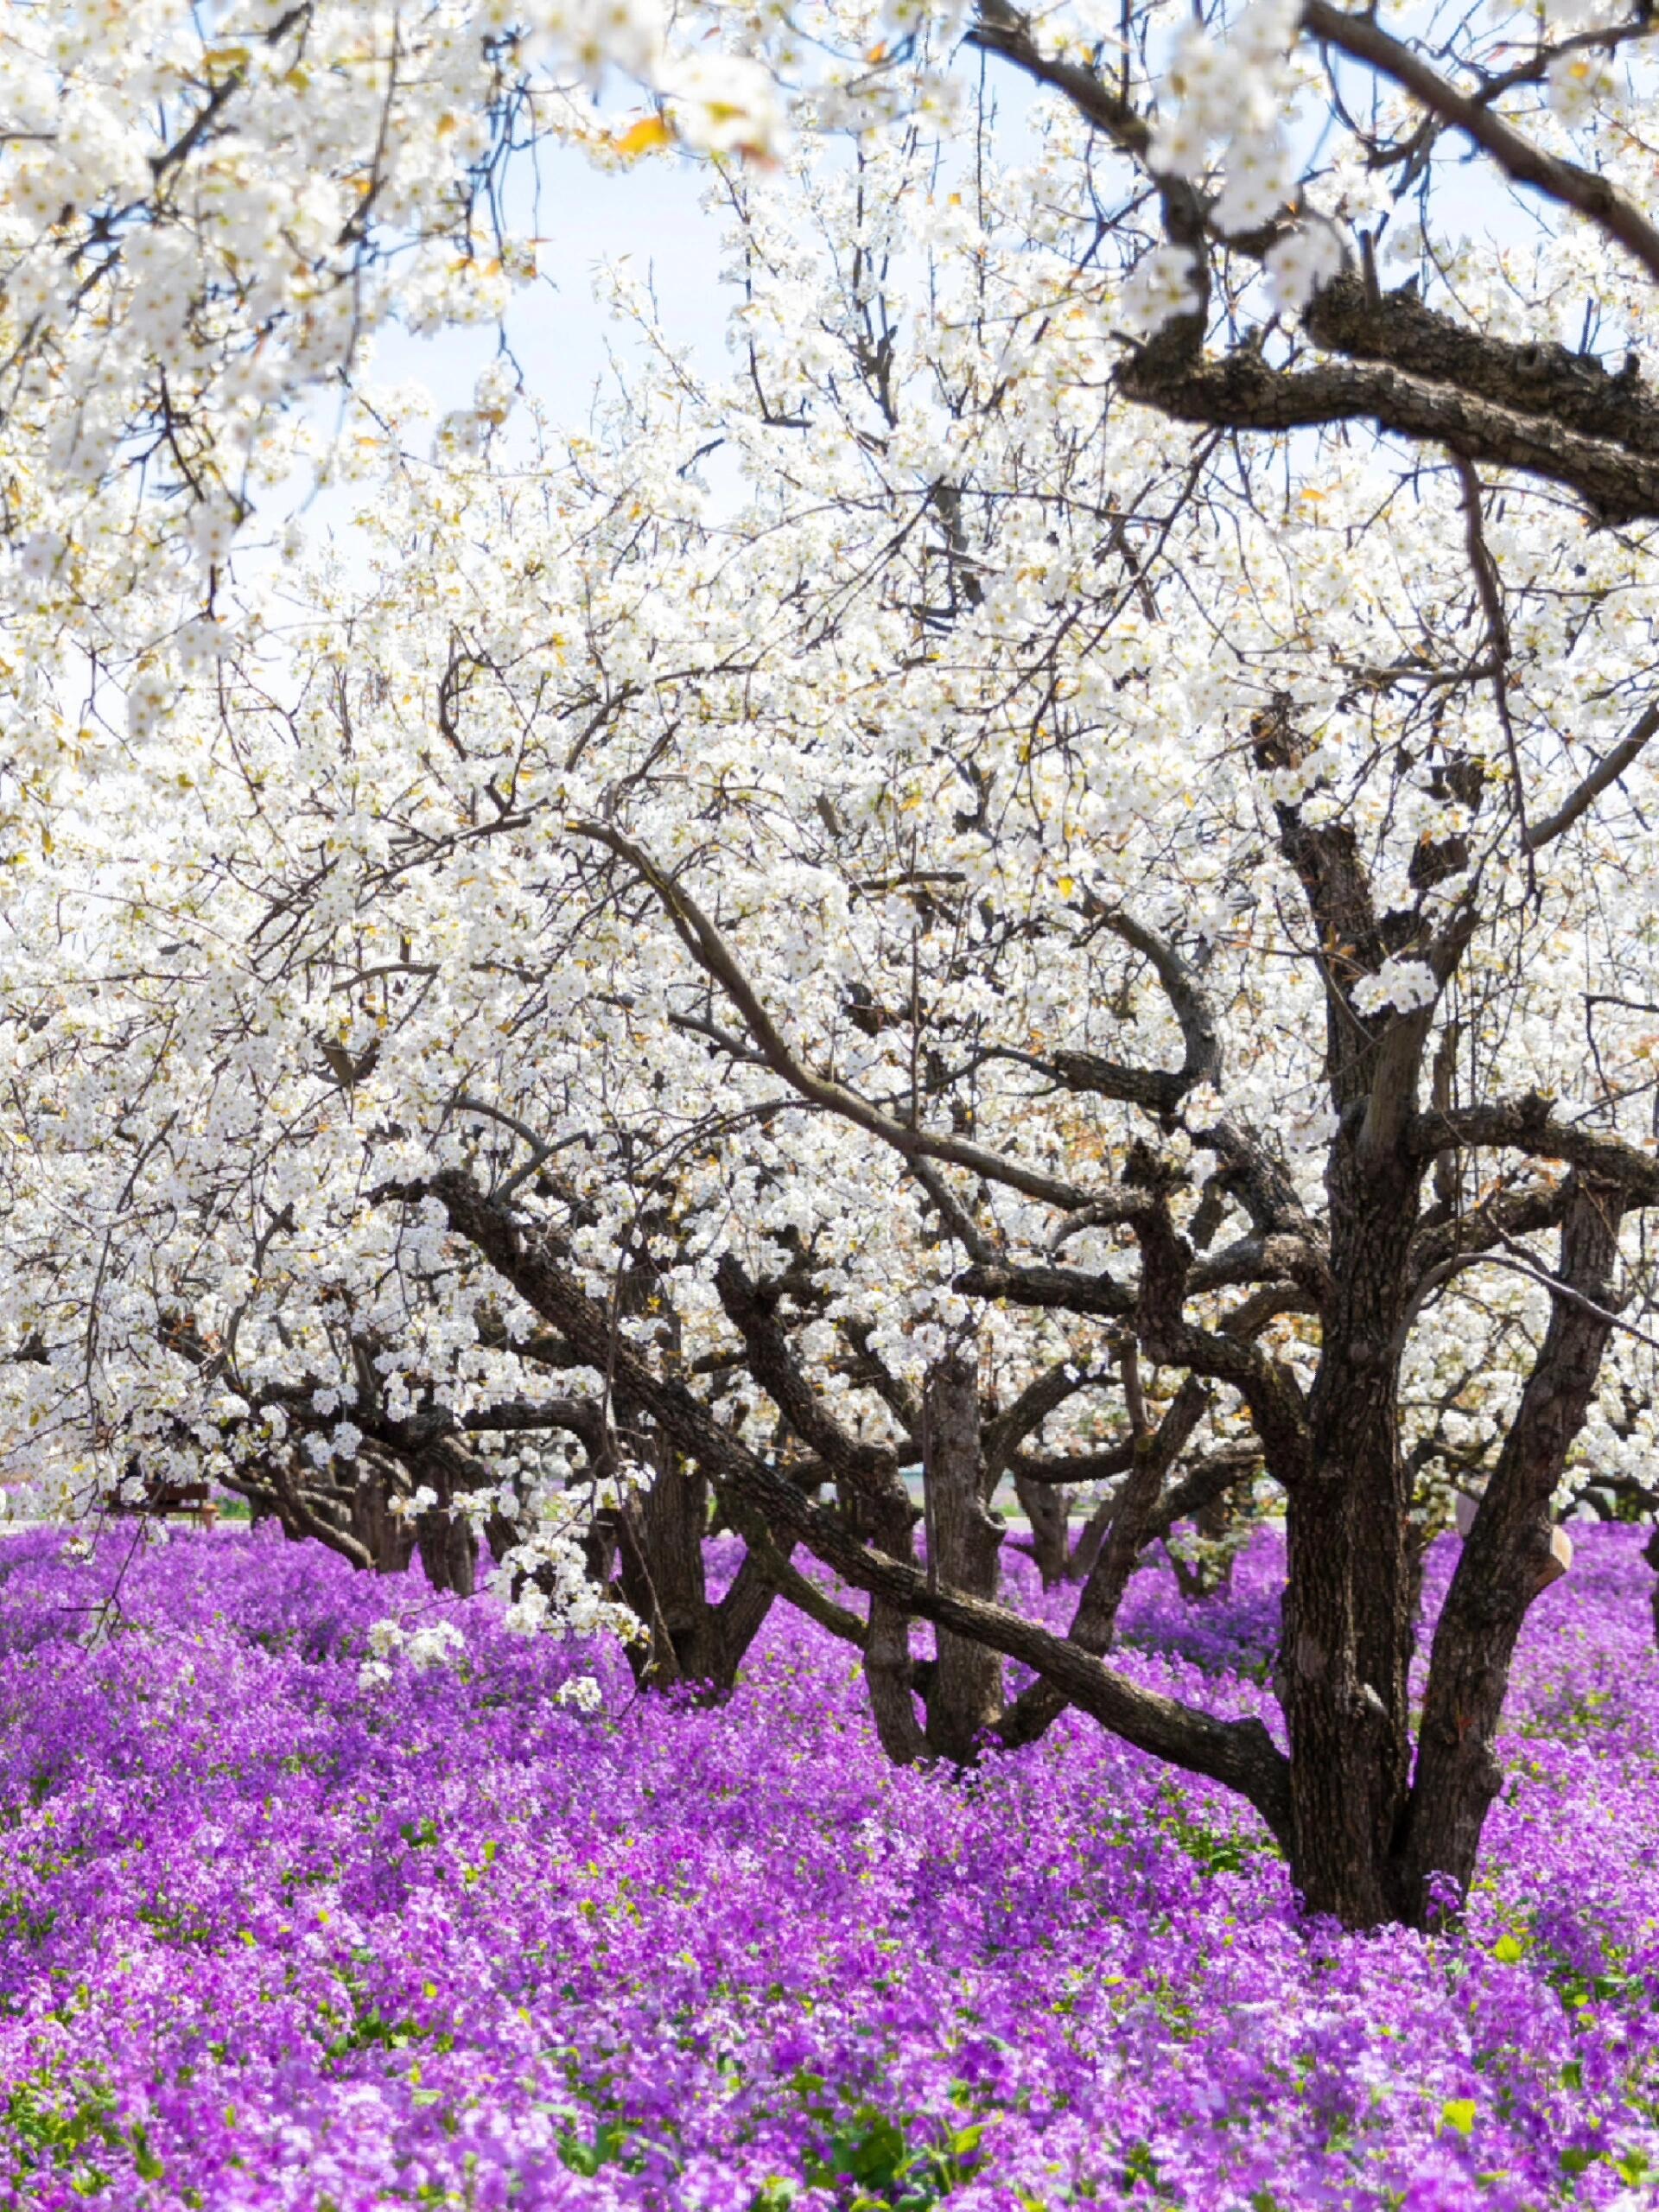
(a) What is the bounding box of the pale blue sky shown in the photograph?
[374,139,735,428]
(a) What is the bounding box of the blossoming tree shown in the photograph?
[6,0,1659,1929]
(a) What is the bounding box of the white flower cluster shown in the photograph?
[0,0,797,695]
[493,1512,641,1644]
[1547,47,1617,124]
[1136,0,1344,320]
[524,0,785,153]
[1120,245,1204,337]
[359,1614,467,1692]
[1351,959,1439,1019]
[1150,0,1299,230]
[1264,224,1344,314]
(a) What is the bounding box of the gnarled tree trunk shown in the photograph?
[351,1450,417,1575]
[1278,1134,1423,1924]
[921,1345,1004,1761]
[1014,1470,1071,1586]
[1396,1176,1618,1913]
[410,1444,480,1598]
[615,1440,781,1695]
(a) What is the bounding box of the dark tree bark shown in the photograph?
[1014,1470,1071,1586]
[860,1484,931,1764]
[413,1508,477,1597]
[921,1346,1004,1760]
[1395,1178,1619,1910]
[1278,1132,1424,1923]
[614,1443,784,1694]
[351,1451,417,1575]
[410,1444,480,1599]
[616,1441,712,1686]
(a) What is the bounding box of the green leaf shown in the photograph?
[130,2122,165,2181]
[1441,2098,1478,2139]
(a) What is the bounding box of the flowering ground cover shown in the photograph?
[0,1525,1656,2210]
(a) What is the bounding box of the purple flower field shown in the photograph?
[1,1525,1656,2211]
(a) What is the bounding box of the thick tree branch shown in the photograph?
[967,0,1151,158]
[1408,1096,1659,1200]
[1008,1440,1135,1486]
[1304,272,1659,462]
[1302,0,1659,288]
[1410,1178,1573,1287]
[957,1256,1137,1320]
[569,819,1115,1213]
[715,1254,901,1489]
[1399,1175,1624,1908]
[1135,1180,1313,1484]
[1124,348,1659,522]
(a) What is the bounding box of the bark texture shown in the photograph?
[921,1348,1004,1761]
[1014,1470,1071,1586]
[351,1453,417,1574]
[615,1446,782,1694]
[1397,1179,1620,1912]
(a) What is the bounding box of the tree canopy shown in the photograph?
[4,0,1659,1924]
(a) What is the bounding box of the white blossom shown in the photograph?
[1352,960,1439,1018]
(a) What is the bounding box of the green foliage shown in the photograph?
[1154,1782,1274,1878]
[4,2066,163,2196]
[791,2073,988,2209]
[559,2118,638,2176]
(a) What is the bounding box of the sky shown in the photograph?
[258,135,738,588]
[374,141,735,430]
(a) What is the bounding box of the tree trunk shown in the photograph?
[351,1453,416,1574]
[415,1503,478,1596]
[1279,1134,1421,1925]
[860,1479,931,1763]
[1396,1177,1618,1916]
[614,1442,782,1694]
[617,1445,712,1686]
[921,1346,1004,1762]
[411,1445,480,1597]
[1014,1471,1071,1586]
